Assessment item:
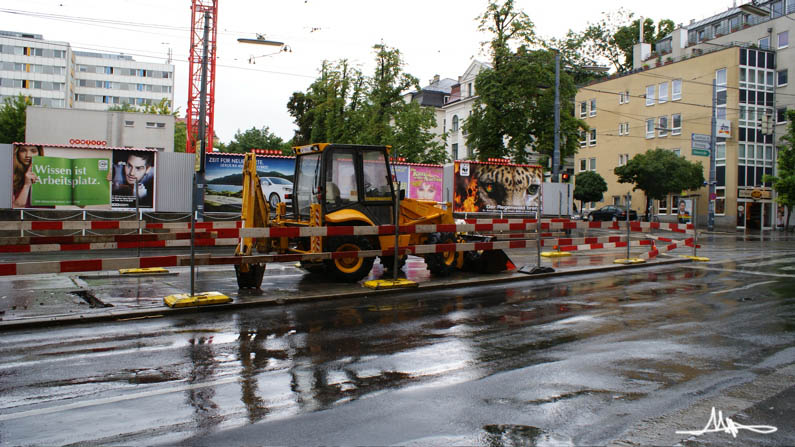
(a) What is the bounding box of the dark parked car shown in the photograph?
[587,205,638,222]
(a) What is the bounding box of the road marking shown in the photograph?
[711,280,778,295]
[682,265,795,278]
[0,376,240,422]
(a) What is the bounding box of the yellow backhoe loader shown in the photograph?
[234,143,512,288]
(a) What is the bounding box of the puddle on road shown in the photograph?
[70,290,112,308]
[480,424,572,447]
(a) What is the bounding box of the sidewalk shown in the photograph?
[0,248,690,331]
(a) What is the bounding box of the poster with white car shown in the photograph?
[204,153,294,212]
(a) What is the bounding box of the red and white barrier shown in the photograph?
[0,238,239,254]
[0,220,243,231]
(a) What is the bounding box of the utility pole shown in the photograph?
[552,51,561,183]
[708,79,717,231]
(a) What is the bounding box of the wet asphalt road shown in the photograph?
[1,238,794,446]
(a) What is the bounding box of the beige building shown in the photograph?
[575,45,777,231]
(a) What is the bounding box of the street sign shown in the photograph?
[691,133,711,151]
[692,148,710,157]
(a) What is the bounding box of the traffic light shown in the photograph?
[561,172,570,182]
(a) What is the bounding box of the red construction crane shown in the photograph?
[186,0,218,154]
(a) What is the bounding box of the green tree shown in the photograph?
[614,148,705,220]
[305,60,366,144]
[391,100,448,164]
[573,170,608,211]
[763,109,795,230]
[359,44,419,146]
[0,94,31,144]
[224,126,288,154]
[580,9,674,72]
[173,120,187,153]
[466,47,586,164]
[467,0,586,164]
[286,91,315,146]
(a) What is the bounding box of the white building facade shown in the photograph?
[0,30,174,111]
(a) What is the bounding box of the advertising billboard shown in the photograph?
[408,165,443,202]
[452,161,543,214]
[204,153,295,212]
[11,143,156,210]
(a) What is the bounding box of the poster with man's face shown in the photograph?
[111,150,156,209]
[677,199,692,223]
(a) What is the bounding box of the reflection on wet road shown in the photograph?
[1,257,794,445]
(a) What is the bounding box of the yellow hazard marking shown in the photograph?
[540,251,572,257]
[363,278,419,290]
[119,267,169,275]
[613,258,646,264]
[164,291,231,308]
[680,255,710,262]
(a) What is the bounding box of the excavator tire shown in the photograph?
[423,232,458,277]
[325,236,376,283]
[235,263,265,289]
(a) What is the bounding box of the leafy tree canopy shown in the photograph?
[0,94,30,144]
[614,148,705,218]
[224,126,289,154]
[574,170,608,206]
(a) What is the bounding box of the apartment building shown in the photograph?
[576,45,776,231]
[0,30,174,110]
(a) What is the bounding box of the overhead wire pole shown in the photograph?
[552,50,561,183]
[709,79,717,231]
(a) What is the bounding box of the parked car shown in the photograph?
[587,205,638,222]
[260,176,293,209]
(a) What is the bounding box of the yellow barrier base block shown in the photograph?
[363,278,419,290]
[540,251,572,258]
[120,267,169,275]
[680,255,711,262]
[614,258,646,264]
[164,291,231,308]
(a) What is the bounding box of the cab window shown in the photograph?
[325,149,357,207]
[295,153,320,218]
[362,150,391,201]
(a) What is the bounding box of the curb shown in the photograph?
[0,258,691,331]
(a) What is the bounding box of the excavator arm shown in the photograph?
[235,152,269,288]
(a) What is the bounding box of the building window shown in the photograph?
[579,158,587,172]
[659,116,668,137]
[589,157,596,171]
[672,113,682,135]
[467,82,473,97]
[777,107,788,124]
[778,69,788,87]
[443,95,449,104]
[589,128,597,146]
[672,148,681,157]
[672,79,682,101]
[618,154,629,166]
[589,99,596,117]
[759,36,770,50]
[452,115,459,131]
[646,85,655,106]
[779,31,789,49]
[619,122,629,136]
[658,82,668,103]
[646,118,655,138]
[452,143,459,160]
[124,120,134,127]
[580,102,587,118]
[619,92,625,104]
[145,122,157,128]
[624,90,629,103]
[580,129,587,147]
[715,188,725,215]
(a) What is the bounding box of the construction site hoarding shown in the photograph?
[11,143,157,211]
[451,161,543,214]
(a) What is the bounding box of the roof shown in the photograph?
[688,6,742,29]
[422,78,457,93]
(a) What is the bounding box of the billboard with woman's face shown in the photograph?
[11,143,156,210]
[408,166,443,202]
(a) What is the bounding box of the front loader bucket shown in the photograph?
[462,249,515,274]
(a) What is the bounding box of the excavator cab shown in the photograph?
[293,143,396,226]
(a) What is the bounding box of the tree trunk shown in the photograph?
[645,195,652,222]
[788,208,792,232]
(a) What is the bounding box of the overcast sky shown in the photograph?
[5,0,737,144]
